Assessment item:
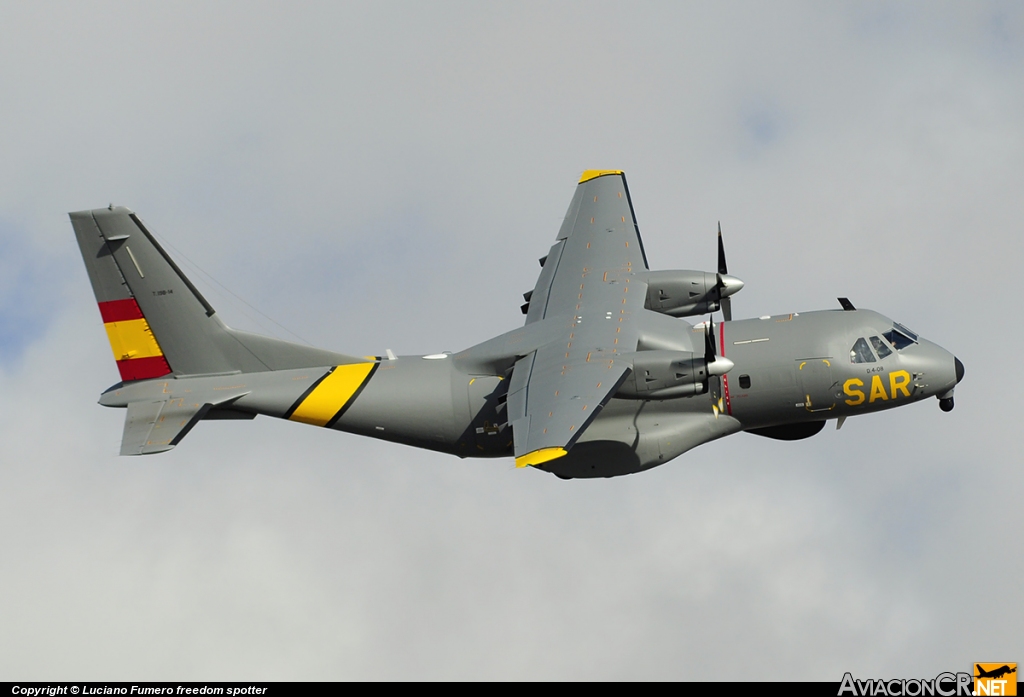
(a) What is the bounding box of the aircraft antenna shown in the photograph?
[147,226,314,346]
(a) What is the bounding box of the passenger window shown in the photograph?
[869,336,892,359]
[850,337,876,363]
[738,375,751,389]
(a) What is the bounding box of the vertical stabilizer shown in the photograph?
[70,210,174,381]
[71,206,362,381]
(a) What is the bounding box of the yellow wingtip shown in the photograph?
[515,447,568,468]
[579,169,624,184]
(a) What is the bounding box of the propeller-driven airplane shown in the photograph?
[71,170,964,478]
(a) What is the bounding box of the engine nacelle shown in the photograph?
[617,350,709,400]
[639,270,743,318]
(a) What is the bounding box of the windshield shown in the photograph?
[850,337,876,363]
[870,335,893,358]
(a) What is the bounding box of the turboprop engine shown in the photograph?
[640,270,743,318]
[638,224,743,320]
[617,349,734,400]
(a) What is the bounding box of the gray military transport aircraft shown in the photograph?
[72,170,964,479]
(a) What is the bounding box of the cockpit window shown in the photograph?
[894,322,918,341]
[850,337,876,363]
[883,324,917,350]
[870,335,893,358]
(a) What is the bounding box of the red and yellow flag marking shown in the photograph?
[98,298,171,381]
[287,362,378,427]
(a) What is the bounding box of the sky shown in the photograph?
[0,1,1021,681]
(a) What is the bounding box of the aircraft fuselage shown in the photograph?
[99,308,960,478]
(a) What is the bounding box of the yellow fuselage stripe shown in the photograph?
[103,318,164,361]
[289,363,376,427]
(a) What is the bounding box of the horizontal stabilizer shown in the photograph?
[120,390,250,455]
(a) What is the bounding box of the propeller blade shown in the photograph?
[703,318,734,376]
[704,318,716,364]
[717,222,728,275]
[714,223,742,321]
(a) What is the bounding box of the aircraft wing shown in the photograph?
[524,170,648,324]
[509,171,650,467]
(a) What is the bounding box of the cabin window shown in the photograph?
[850,337,876,363]
[738,375,751,389]
[870,335,893,358]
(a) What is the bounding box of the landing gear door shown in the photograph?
[797,358,836,412]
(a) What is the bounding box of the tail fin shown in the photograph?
[71,206,358,381]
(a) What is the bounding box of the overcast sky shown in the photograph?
[0,1,1021,681]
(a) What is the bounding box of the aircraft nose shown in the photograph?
[954,357,965,384]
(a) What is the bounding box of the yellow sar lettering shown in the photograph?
[890,370,911,398]
[869,374,888,402]
[844,378,865,406]
[843,370,911,406]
